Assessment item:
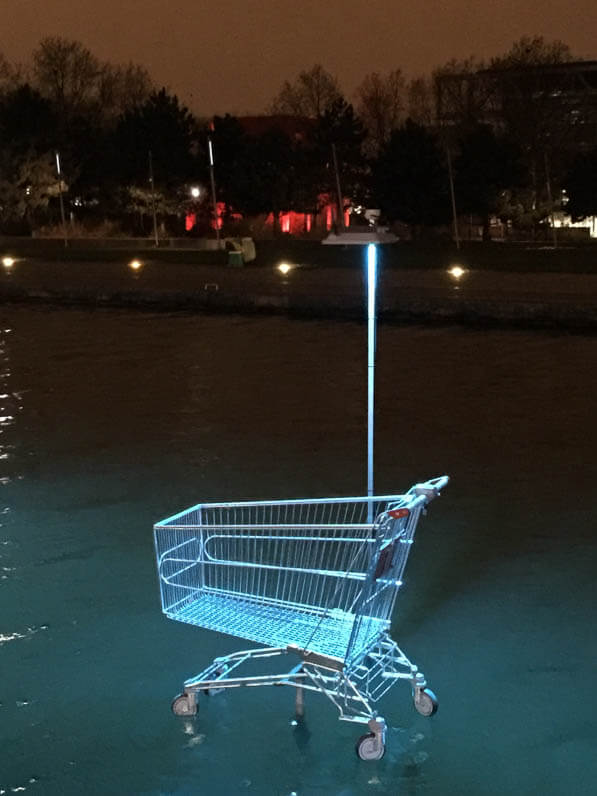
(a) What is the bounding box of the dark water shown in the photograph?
[1,307,595,795]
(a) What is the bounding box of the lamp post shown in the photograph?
[323,236,383,518]
[207,136,221,249]
[366,243,377,521]
[148,150,159,247]
[55,152,68,248]
[446,145,460,250]
[332,143,345,232]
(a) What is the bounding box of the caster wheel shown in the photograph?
[171,693,197,717]
[414,687,438,717]
[355,732,386,761]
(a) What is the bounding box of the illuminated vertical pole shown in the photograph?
[55,152,68,248]
[544,150,558,249]
[332,143,345,232]
[367,243,377,522]
[446,145,460,250]
[208,135,221,248]
[148,150,159,247]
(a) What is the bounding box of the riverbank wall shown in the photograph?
[1,256,596,330]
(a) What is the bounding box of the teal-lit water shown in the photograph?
[1,307,595,795]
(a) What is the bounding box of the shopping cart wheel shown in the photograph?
[171,693,197,717]
[414,687,438,717]
[355,733,386,761]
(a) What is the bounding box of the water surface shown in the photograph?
[1,307,595,795]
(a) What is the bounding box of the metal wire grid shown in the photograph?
[154,494,418,662]
[344,496,426,666]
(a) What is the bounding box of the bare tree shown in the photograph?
[32,36,153,123]
[355,70,405,154]
[0,52,21,94]
[492,35,572,68]
[98,62,153,117]
[407,77,434,126]
[32,36,101,115]
[433,57,490,129]
[270,64,342,118]
[117,63,153,109]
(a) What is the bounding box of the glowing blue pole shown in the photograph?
[367,243,377,520]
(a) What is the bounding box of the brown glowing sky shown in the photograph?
[3,0,597,116]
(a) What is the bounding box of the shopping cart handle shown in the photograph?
[414,475,449,502]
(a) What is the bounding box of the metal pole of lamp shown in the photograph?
[208,137,221,249]
[367,243,377,522]
[55,152,68,248]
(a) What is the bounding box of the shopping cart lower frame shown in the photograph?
[154,476,448,760]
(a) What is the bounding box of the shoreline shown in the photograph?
[2,235,597,272]
[1,242,596,330]
[2,272,596,331]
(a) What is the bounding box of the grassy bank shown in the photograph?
[0,237,228,265]
[1,236,597,273]
[253,239,597,273]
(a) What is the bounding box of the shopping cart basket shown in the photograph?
[154,475,448,760]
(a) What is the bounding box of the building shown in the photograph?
[436,60,597,152]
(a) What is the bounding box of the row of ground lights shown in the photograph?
[277,261,468,280]
[1,256,145,272]
[2,256,468,281]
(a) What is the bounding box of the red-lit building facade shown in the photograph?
[185,115,350,237]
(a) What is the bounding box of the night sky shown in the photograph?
[2,0,597,115]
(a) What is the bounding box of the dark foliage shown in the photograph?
[111,88,199,188]
[0,84,57,155]
[373,121,450,231]
[566,149,597,220]
[454,125,527,237]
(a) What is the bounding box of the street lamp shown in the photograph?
[207,135,221,248]
[55,151,69,248]
[190,186,201,199]
[366,244,377,517]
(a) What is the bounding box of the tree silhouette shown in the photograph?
[373,120,449,233]
[355,70,405,154]
[566,149,597,220]
[112,88,198,188]
[455,125,526,238]
[32,37,101,117]
[314,98,367,203]
[0,84,57,155]
[270,64,342,118]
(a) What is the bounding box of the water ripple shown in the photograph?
[0,625,49,646]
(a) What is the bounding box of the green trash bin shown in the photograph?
[227,250,244,267]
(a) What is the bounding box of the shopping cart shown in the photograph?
[154,474,448,760]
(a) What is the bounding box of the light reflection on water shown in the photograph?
[0,327,16,466]
[0,306,595,795]
[0,326,17,590]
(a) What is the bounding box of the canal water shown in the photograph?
[1,306,595,795]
